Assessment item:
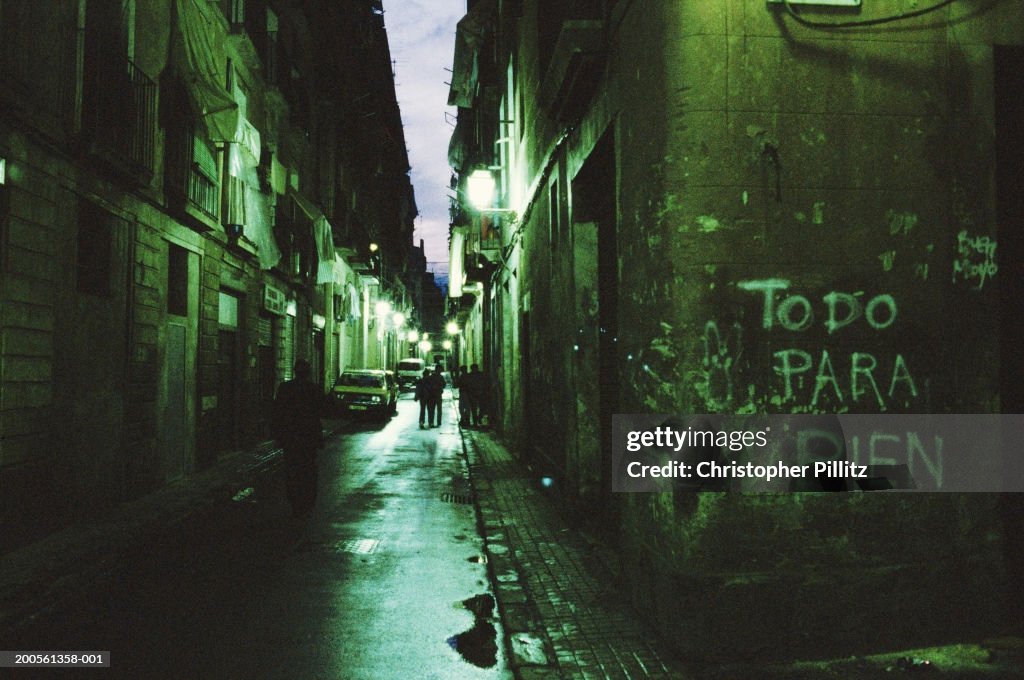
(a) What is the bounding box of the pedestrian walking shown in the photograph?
[456,365,474,427]
[427,366,446,427]
[415,368,433,429]
[467,363,488,427]
[272,359,324,518]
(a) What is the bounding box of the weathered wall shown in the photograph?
[611,0,1021,661]
[503,0,1022,662]
[0,128,71,547]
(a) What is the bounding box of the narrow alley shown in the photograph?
[3,1,1024,677]
[7,393,511,679]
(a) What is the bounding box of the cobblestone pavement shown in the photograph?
[460,426,689,680]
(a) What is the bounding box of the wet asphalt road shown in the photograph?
[12,392,511,680]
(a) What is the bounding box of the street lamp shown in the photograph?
[466,168,516,214]
[446,321,460,336]
[467,169,496,209]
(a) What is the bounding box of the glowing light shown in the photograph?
[418,340,433,353]
[446,321,460,335]
[540,477,554,488]
[369,242,379,252]
[406,330,419,343]
[467,169,496,210]
[375,300,392,317]
[442,339,452,350]
[392,312,406,328]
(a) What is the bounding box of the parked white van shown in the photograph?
[396,358,425,389]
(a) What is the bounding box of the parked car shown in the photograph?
[396,358,425,389]
[332,369,398,419]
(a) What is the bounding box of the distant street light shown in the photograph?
[446,321,460,335]
[442,339,452,350]
[406,330,419,343]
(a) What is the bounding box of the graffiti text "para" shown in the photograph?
[773,350,917,411]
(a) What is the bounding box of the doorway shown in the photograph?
[570,126,618,513]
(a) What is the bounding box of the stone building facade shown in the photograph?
[0,0,422,549]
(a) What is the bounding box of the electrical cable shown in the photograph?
[780,0,960,29]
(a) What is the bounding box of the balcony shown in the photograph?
[81,39,157,184]
[249,30,279,86]
[188,168,220,221]
[537,20,605,124]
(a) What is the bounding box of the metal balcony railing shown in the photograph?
[188,168,220,221]
[127,60,157,174]
[81,34,157,181]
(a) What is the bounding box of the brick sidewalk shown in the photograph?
[461,425,1024,680]
[461,426,688,679]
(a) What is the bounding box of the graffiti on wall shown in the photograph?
[698,320,743,410]
[693,279,918,414]
[952,230,997,290]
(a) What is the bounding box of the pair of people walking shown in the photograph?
[415,365,446,428]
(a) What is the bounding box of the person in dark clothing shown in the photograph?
[427,367,445,427]
[466,363,487,426]
[273,359,324,518]
[415,368,434,429]
[455,365,473,427]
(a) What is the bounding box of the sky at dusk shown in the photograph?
[383,0,467,274]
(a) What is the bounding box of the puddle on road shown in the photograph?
[231,487,255,502]
[446,594,498,668]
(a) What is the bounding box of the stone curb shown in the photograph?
[456,423,563,679]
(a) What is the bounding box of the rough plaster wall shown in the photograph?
[606,0,1020,660]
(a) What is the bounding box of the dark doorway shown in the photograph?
[994,46,1024,414]
[994,44,1024,632]
[257,314,276,438]
[218,329,238,451]
[520,309,533,462]
[573,127,619,514]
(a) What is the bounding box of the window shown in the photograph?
[76,199,114,296]
[219,291,240,328]
[190,134,221,219]
[168,243,188,316]
[226,0,245,27]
